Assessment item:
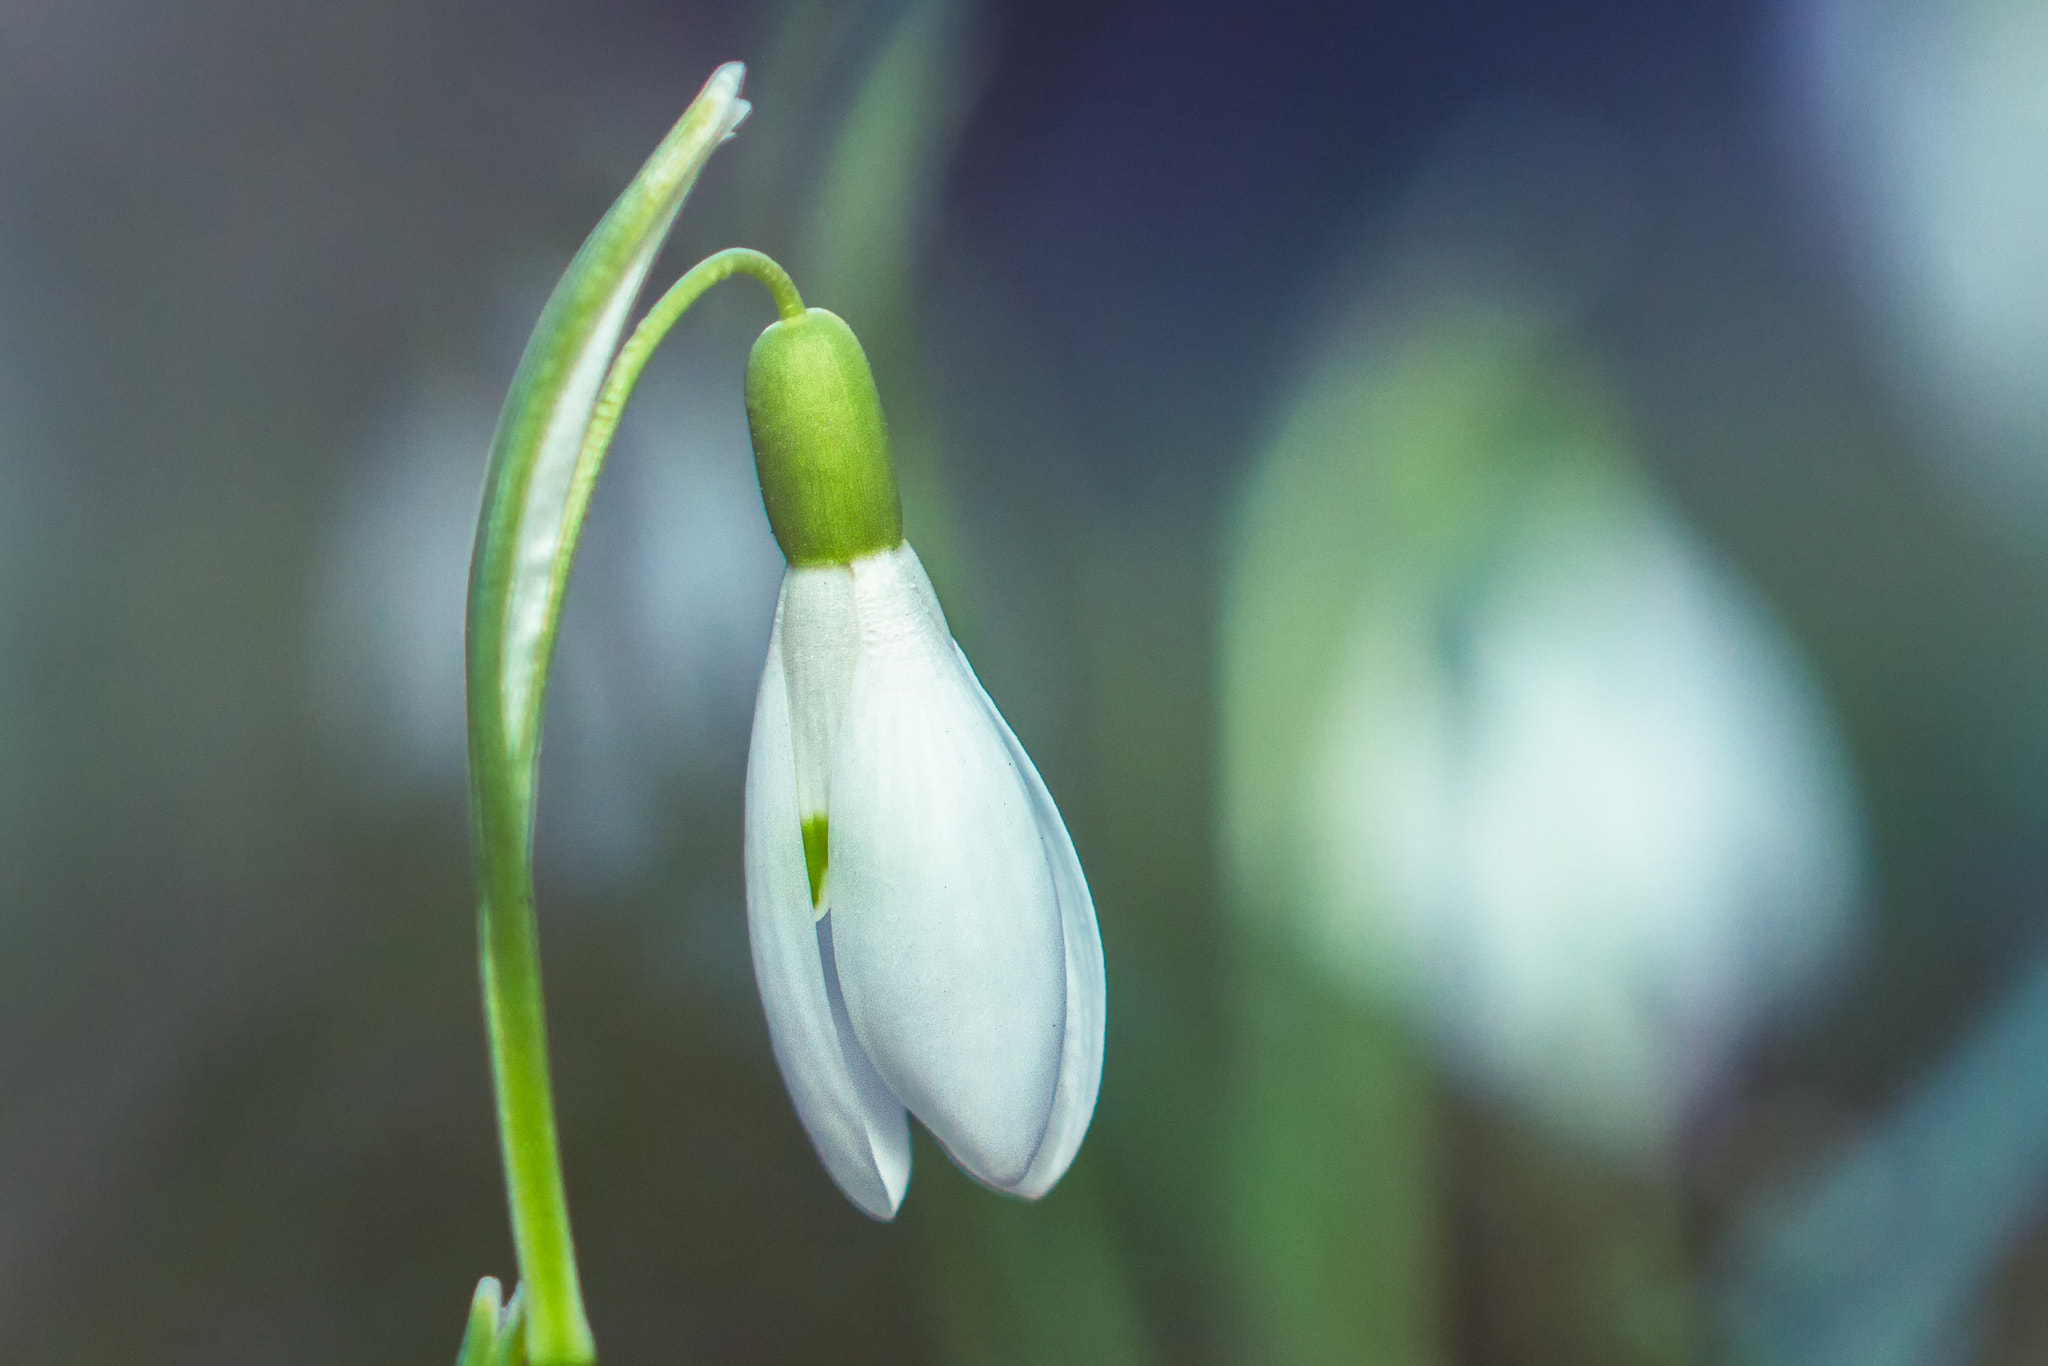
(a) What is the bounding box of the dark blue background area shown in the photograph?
[949,0,1759,501]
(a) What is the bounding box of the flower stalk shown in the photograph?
[463,64,752,1366]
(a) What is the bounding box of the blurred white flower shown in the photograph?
[309,373,486,800]
[1308,476,1860,1160]
[1791,0,2048,531]
[1223,287,1865,1163]
[744,540,1103,1218]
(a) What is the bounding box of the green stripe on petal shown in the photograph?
[803,814,830,912]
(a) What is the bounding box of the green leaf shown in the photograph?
[454,1277,506,1366]
[489,1287,532,1366]
[463,62,751,1366]
[470,61,751,812]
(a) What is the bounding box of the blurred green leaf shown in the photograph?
[1223,936,1442,1366]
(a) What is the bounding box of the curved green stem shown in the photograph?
[549,249,804,623]
[465,66,769,1366]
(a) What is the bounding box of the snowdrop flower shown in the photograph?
[1222,306,1861,1165]
[740,307,1104,1218]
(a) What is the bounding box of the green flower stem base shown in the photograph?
[456,1278,530,1366]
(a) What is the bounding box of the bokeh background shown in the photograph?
[2,0,2047,1361]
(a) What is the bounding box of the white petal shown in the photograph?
[745,581,910,1218]
[963,650,1105,1198]
[904,551,1104,1195]
[887,537,952,638]
[828,544,1067,1189]
[779,564,861,912]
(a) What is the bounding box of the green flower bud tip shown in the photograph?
[745,308,903,566]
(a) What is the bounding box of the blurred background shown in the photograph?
[1,0,2046,1361]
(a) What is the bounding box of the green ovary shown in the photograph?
[802,815,830,911]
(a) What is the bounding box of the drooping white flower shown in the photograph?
[734,295,1103,1218]
[743,539,1103,1218]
